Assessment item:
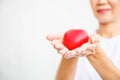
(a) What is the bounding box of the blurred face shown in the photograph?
[90,0,120,24]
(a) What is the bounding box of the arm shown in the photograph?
[87,45,120,80]
[48,33,120,80]
[46,34,79,80]
[55,57,79,80]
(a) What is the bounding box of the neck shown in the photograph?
[97,21,120,38]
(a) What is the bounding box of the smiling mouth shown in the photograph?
[97,9,110,14]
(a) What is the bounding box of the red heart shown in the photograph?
[63,29,89,50]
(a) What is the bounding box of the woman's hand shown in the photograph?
[46,33,100,59]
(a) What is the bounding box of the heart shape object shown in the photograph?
[63,29,89,50]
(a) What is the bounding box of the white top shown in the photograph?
[75,35,120,80]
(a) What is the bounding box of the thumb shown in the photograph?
[46,33,64,41]
[89,34,100,44]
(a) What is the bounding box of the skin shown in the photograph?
[47,0,120,80]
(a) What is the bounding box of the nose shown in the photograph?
[98,0,108,5]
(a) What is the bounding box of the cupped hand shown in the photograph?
[46,33,69,55]
[46,34,100,59]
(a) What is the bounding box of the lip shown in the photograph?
[97,9,110,14]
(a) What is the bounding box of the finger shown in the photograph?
[63,50,78,59]
[58,47,69,55]
[46,33,64,41]
[75,43,94,57]
[55,43,64,50]
[50,39,69,54]
[63,43,89,58]
[80,43,97,55]
[63,51,74,59]
[71,49,84,57]
[51,39,64,49]
[80,50,93,56]
[75,46,87,57]
[51,40,60,46]
[89,34,100,44]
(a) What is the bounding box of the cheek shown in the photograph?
[111,2,120,16]
[90,0,97,14]
[109,0,120,10]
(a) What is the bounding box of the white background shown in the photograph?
[0,0,98,80]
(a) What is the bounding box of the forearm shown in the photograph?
[55,57,79,80]
[87,45,120,80]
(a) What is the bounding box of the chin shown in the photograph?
[97,17,113,24]
[99,19,109,23]
[99,20,111,24]
[95,13,114,24]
